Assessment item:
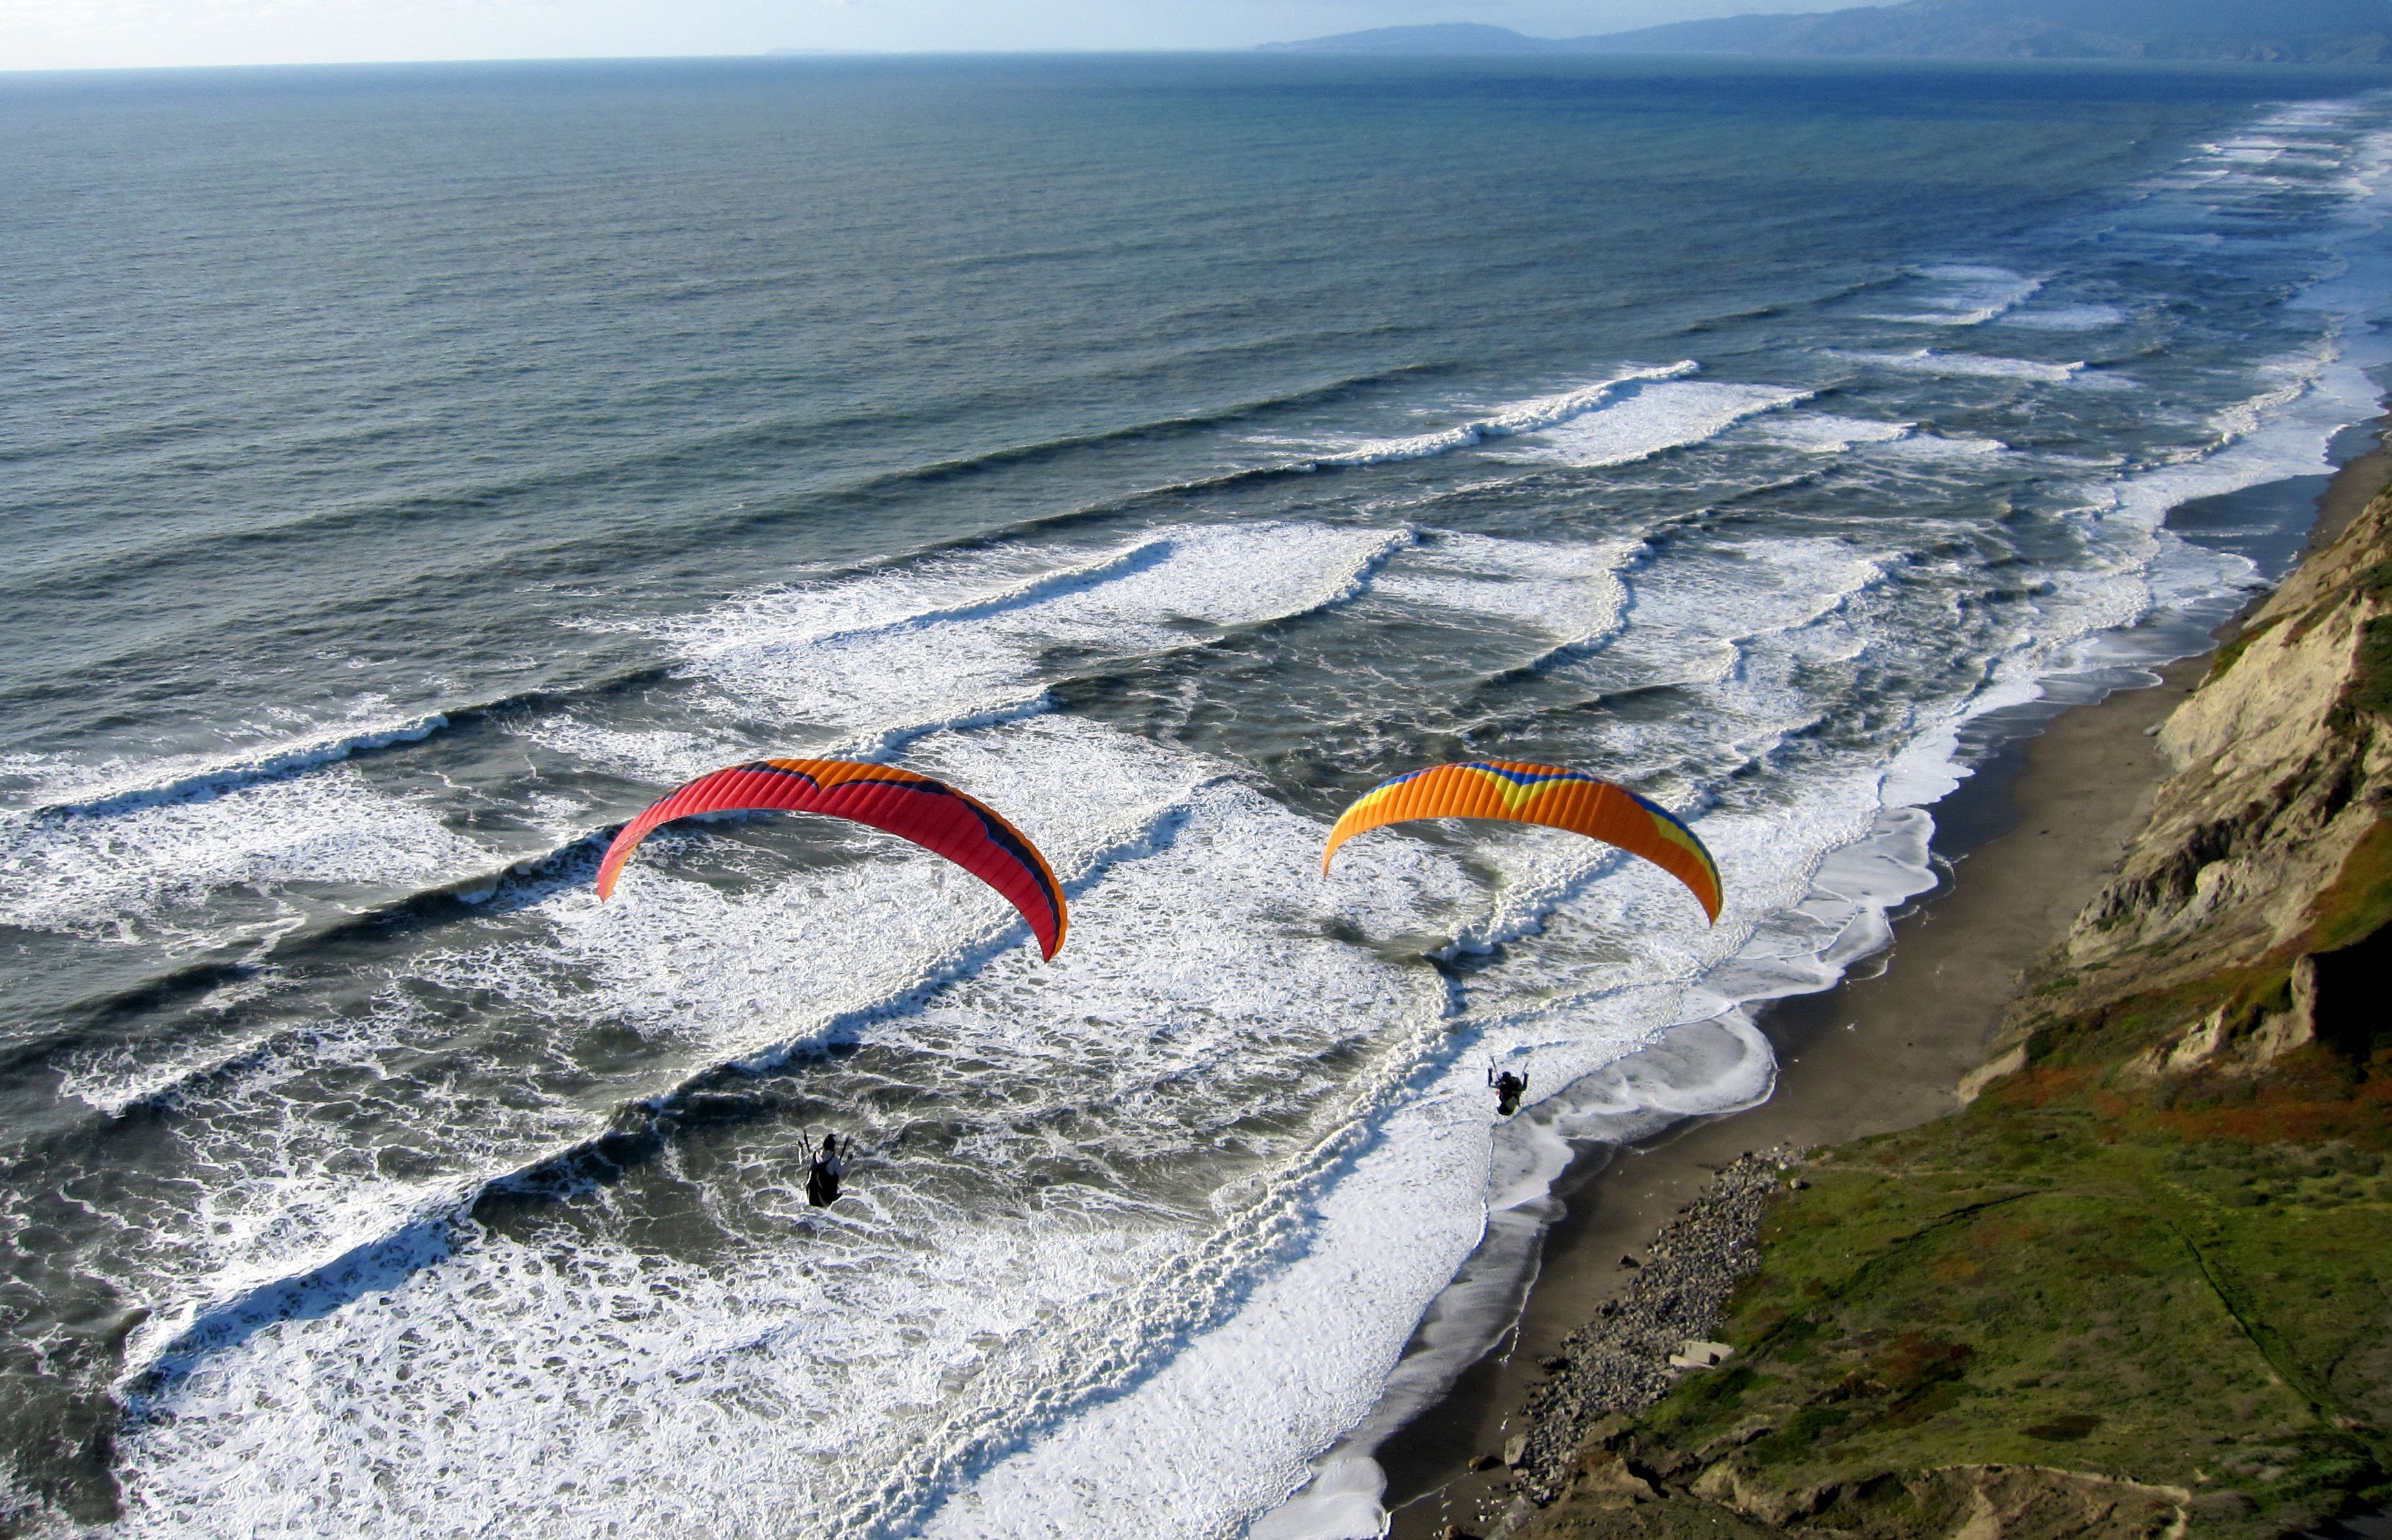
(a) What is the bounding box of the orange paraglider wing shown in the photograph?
[595,759,1068,959]
[1321,760,1721,923]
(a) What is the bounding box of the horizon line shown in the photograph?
[12,47,2386,80]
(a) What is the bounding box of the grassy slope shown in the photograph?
[1521,945,2392,1539]
[1628,1060,2392,1534]
[1519,495,2392,1537]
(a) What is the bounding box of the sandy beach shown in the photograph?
[1372,427,2390,1539]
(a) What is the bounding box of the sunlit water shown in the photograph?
[3,54,2391,1537]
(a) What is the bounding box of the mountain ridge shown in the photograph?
[1260,0,2392,63]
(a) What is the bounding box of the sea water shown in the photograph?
[3,54,2390,1537]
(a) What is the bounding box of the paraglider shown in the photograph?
[804,1132,847,1208]
[1320,760,1722,924]
[594,758,1069,959]
[1490,1065,1528,1117]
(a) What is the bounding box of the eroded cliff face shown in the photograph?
[2023,487,2392,1080]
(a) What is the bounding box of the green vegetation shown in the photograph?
[2310,816,2392,955]
[1562,803,2392,1534]
[2206,615,2283,683]
[1600,990,2392,1537]
[2341,615,2392,723]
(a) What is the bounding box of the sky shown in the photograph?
[0,0,1861,72]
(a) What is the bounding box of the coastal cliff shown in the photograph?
[1489,487,2392,1539]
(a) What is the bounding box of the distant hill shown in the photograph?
[1254,22,1570,53]
[1253,22,1569,54]
[1262,0,2392,62]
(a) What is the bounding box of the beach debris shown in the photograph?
[1320,760,1722,924]
[594,757,1068,959]
[1669,1339,1733,1370]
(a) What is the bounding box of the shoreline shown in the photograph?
[1366,424,2392,1539]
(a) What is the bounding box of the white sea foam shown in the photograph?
[1754,413,1914,453]
[1831,347,2084,383]
[1306,362,1698,465]
[2104,341,2383,544]
[1371,533,1634,647]
[112,721,1487,1539]
[512,719,732,787]
[2206,339,2341,444]
[0,709,449,820]
[1252,1013,1775,1540]
[1497,381,1809,467]
[639,522,1412,742]
[1991,328,2391,691]
[87,719,1237,1380]
[2002,303,2127,332]
[1870,431,2012,461]
[0,764,489,946]
[92,509,1954,1540]
[1862,262,2043,326]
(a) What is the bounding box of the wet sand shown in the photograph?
[2310,430,2392,555]
[1372,418,2392,1537]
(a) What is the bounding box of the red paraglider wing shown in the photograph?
[593,759,1068,959]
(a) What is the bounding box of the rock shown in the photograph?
[1538,1354,1570,1373]
[1935,1464,2190,1539]
[1692,1417,1777,1461]
[2162,1005,2232,1074]
[1618,1254,1639,1268]
[2190,1488,2258,1518]
[1690,1460,1833,1525]
[1957,1043,2028,1104]
[1507,1151,1795,1497]
[1564,1447,1654,1506]
[2247,954,2319,1065]
[1667,1338,1733,1370]
[1504,1434,1529,1468]
[1468,1451,1502,1472]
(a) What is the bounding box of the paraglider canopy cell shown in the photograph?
[595,758,1068,959]
[1320,760,1721,924]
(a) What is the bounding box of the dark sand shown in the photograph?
[1373,420,2392,1538]
[2308,429,2392,555]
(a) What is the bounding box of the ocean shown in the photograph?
[3,53,2390,1537]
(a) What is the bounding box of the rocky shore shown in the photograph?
[1504,1151,1796,1510]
